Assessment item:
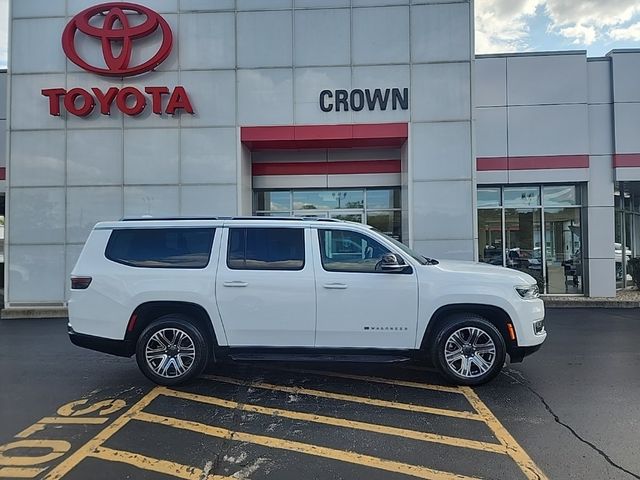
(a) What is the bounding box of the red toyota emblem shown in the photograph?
[62,2,173,77]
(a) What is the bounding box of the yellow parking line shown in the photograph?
[160,387,507,455]
[461,387,549,480]
[134,411,482,480]
[89,446,234,480]
[249,365,464,395]
[0,467,47,478]
[202,375,483,421]
[42,387,163,480]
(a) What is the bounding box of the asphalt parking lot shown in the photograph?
[1,308,639,480]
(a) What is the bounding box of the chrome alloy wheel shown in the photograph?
[145,328,196,378]
[444,327,497,379]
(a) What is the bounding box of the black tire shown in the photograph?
[431,313,506,386]
[135,315,209,386]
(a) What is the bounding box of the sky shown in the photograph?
[0,0,639,68]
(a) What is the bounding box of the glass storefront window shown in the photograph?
[366,211,401,240]
[505,208,543,289]
[543,185,580,206]
[366,189,401,209]
[293,190,364,210]
[503,187,540,207]
[477,208,503,265]
[544,207,582,294]
[477,188,501,208]
[255,191,291,212]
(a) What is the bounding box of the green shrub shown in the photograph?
[628,258,640,289]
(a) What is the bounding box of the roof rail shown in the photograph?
[118,216,345,222]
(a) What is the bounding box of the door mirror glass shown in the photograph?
[377,253,407,272]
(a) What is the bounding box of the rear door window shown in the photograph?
[105,228,215,268]
[227,228,305,270]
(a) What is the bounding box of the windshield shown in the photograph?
[373,229,436,265]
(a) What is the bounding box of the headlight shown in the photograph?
[515,284,539,299]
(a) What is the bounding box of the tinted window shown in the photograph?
[105,228,215,268]
[318,229,399,273]
[227,228,305,270]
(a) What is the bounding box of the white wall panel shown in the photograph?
[124,186,180,216]
[477,170,508,184]
[13,0,65,18]
[351,65,411,123]
[180,0,235,11]
[294,67,352,124]
[11,131,65,187]
[614,167,640,182]
[411,122,472,181]
[11,18,67,74]
[66,187,123,243]
[181,128,237,184]
[179,13,236,70]
[611,52,640,103]
[238,69,293,125]
[68,0,178,14]
[122,71,180,128]
[295,0,349,6]
[252,175,327,189]
[507,104,589,156]
[475,57,506,107]
[180,70,236,127]
[587,258,616,298]
[588,104,614,155]
[181,185,238,216]
[586,206,615,259]
[237,11,292,68]
[412,180,473,240]
[588,155,614,207]
[0,74,6,120]
[9,188,65,244]
[237,0,292,9]
[11,74,66,130]
[411,62,471,122]
[327,173,401,187]
[124,129,180,184]
[507,54,588,105]
[411,3,470,63]
[352,7,409,65]
[0,120,6,168]
[587,60,612,104]
[9,245,65,303]
[475,107,507,157]
[294,9,350,67]
[613,102,640,154]
[507,168,589,184]
[67,130,123,186]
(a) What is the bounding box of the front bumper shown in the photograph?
[68,325,133,357]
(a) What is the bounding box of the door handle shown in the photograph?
[223,281,248,287]
[323,283,348,289]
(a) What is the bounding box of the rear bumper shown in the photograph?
[68,325,133,357]
[508,344,543,363]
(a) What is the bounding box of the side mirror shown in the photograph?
[379,253,407,272]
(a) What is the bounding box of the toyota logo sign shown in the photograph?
[62,2,173,77]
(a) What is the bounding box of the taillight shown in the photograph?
[71,276,92,290]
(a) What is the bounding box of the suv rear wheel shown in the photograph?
[135,315,209,386]
[432,313,506,386]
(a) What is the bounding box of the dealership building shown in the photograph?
[2,0,640,310]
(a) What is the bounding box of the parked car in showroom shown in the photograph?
[68,217,546,386]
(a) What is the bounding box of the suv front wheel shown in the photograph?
[432,313,506,386]
[135,315,209,386]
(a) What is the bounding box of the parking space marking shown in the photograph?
[134,411,482,480]
[160,387,508,454]
[0,467,47,478]
[16,418,108,439]
[42,388,162,480]
[202,375,483,421]
[88,447,234,480]
[460,387,548,480]
[252,366,462,394]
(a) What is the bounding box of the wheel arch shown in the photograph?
[420,303,516,353]
[125,301,219,359]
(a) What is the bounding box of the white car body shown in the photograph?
[68,217,546,385]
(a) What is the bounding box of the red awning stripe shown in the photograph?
[477,155,589,171]
[252,160,401,176]
[0,167,5,180]
[242,123,408,150]
[613,154,640,168]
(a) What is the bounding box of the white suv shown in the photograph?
[69,217,546,386]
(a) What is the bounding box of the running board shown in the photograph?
[229,354,412,363]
